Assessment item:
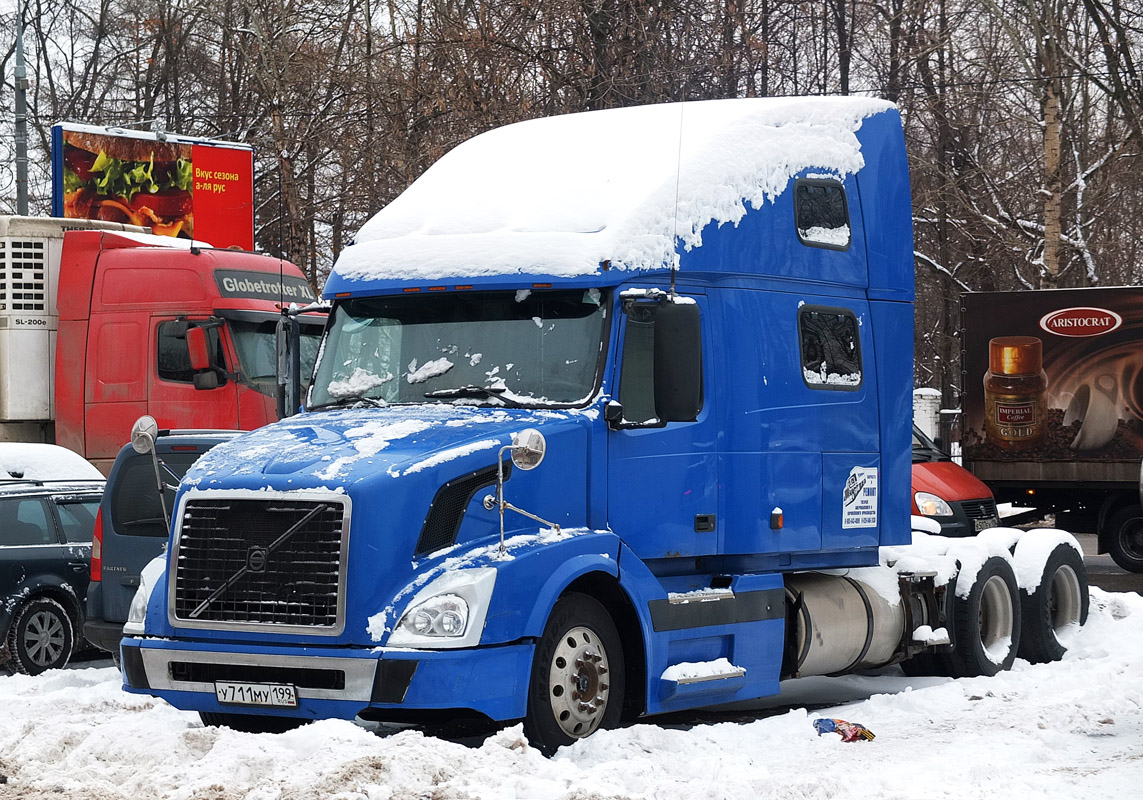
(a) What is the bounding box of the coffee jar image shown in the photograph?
[983,336,1048,451]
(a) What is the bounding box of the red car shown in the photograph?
[912,425,1000,537]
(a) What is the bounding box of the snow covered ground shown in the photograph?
[0,589,1139,799]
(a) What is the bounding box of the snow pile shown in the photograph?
[335,97,892,281]
[0,588,1139,798]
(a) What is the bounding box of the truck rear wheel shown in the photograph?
[1106,506,1143,573]
[1017,543,1088,664]
[524,593,624,755]
[947,557,1021,678]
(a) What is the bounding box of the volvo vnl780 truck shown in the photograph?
[120,98,1088,754]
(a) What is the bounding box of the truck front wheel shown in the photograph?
[524,593,625,755]
[947,557,1022,678]
[1106,506,1143,573]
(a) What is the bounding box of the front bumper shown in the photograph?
[120,636,534,723]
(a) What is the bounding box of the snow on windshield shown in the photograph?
[334,97,890,281]
[311,290,607,408]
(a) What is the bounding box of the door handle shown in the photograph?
[694,514,716,532]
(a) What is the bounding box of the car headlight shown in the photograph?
[388,568,496,649]
[123,555,166,635]
[915,491,954,517]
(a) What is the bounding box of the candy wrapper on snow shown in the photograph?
[813,718,875,742]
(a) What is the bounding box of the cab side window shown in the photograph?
[614,299,703,427]
[157,321,227,384]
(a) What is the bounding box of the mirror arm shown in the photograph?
[483,442,560,555]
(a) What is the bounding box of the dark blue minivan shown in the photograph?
[84,431,239,661]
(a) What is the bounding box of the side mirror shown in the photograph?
[130,415,158,454]
[186,326,211,372]
[193,372,220,390]
[653,301,703,422]
[510,428,546,470]
[130,415,170,531]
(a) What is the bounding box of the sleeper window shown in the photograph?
[794,180,851,249]
[799,306,862,390]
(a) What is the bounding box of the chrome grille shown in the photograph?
[172,497,347,631]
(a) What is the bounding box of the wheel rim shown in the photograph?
[1120,517,1143,560]
[978,575,1014,662]
[24,609,67,668]
[547,626,611,739]
[1047,564,1083,638]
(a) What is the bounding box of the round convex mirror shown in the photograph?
[131,415,159,454]
[510,428,546,470]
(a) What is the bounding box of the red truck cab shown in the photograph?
[912,424,1001,536]
[54,231,323,472]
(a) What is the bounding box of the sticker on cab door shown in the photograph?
[842,466,878,528]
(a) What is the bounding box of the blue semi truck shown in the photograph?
[119,98,1088,753]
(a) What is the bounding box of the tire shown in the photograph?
[523,593,625,755]
[6,598,76,676]
[1017,543,1089,664]
[199,712,307,734]
[1106,506,1143,573]
[946,556,1022,678]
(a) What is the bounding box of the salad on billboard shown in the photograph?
[61,130,194,237]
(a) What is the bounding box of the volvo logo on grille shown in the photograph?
[247,546,269,573]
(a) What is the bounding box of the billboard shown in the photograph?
[51,123,255,250]
[962,287,1143,466]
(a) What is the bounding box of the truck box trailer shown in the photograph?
[119,98,1089,754]
[961,287,1143,571]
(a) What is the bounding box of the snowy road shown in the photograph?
[0,588,1140,800]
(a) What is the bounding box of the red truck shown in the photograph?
[0,216,324,472]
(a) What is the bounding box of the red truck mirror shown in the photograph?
[185,326,221,390]
[186,326,211,371]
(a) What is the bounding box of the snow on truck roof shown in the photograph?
[333,96,895,284]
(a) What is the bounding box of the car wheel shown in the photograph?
[1106,506,1143,573]
[6,598,76,676]
[199,712,307,734]
[1017,543,1088,664]
[946,556,1022,678]
[523,593,625,756]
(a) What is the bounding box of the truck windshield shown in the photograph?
[309,289,608,409]
[227,317,324,397]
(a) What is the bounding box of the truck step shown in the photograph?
[658,658,747,700]
[912,625,950,646]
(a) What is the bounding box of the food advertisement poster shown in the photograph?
[50,124,255,250]
[962,288,1143,464]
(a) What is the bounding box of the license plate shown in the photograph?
[974,517,1000,532]
[215,681,298,708]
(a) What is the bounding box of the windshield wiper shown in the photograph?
[423,385,525,408]
[315,392,386,410]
